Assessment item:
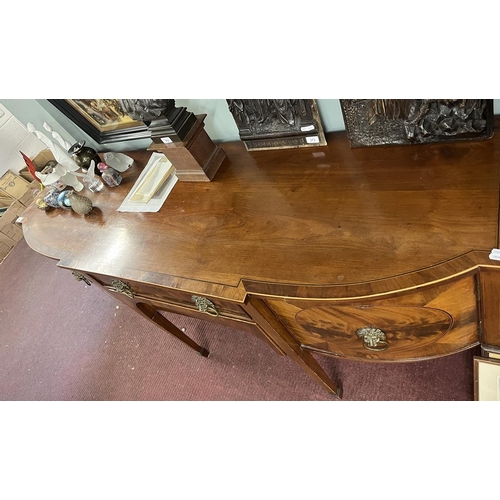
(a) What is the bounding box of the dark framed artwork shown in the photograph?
[340,99,494,148]
[226,99,327,151]
[48,99,151,144]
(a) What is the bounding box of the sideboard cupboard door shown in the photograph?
[479,268,500,351]
[263,276,479,362]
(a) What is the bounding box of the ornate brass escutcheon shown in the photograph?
[191,295,219,317]
[109,279,135,299]
[356,327,390,351]
[72,271,91,286]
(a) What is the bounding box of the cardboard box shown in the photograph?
[0,171,40,208]
[0,151,51,263]
[32,149,56,170]
[0,170,31,199]
[0,192,14,209]
[18,168,35,182]
[0,232,16,262]
[18,180,40,208]
[19,149,56,182]
[0,198,27,262]
[0,200,25,242]
[0,171,41,263]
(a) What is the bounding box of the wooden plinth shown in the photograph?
[148,114,226,182]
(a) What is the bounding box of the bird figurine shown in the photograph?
[35,198,49,210]
[67,191,93,216]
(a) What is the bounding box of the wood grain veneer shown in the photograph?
[21,117,500,398]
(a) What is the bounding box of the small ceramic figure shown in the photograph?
[67,191,93,215]
[82,161,104,193]
[57,191,72,210]
[98,162,122,187]
[35,198,49,210]
[37,163,84,192]
[42,187,62,208]
[102,152,134,172]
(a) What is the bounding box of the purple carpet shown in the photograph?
[0,239,476,400]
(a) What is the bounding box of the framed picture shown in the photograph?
[473,356,500,401]
[48,99,151,144]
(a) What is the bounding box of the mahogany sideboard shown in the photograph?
[21,121,500,399]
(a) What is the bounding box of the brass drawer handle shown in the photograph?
[356,327,389,351]
[72,271,91,286]
[109,279,135,299]
[191,296,219,317]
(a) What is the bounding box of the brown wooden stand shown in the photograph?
[148,114,226,182]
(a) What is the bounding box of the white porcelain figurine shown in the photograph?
[27,122,80,173]
[37,163,85,192]
[27,122,84,191]
[43,122,73,151]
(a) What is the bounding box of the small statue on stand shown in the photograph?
[119,99,226,182]
[119,99,169,121]
[119,99,197,143]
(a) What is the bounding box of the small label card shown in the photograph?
[306,136,320,144]
[161,137,173,144]
[489,248,500,261]
[301,125,315,132]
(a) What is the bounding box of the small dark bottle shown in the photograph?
[97,162,122,187]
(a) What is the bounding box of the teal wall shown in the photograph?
[0,99,497,153]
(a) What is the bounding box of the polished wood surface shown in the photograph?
[21,118,500,397]
[23,130,500,299]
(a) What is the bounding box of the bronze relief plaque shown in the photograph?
[226,99,327,151]
[340,99,494,148]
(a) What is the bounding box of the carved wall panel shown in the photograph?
[340,99,494,148]
[226,99,327,151]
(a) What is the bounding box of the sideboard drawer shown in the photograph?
[85,272,251,322]
[264,275,479,361]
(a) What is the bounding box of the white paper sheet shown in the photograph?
[117,152,178,213]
